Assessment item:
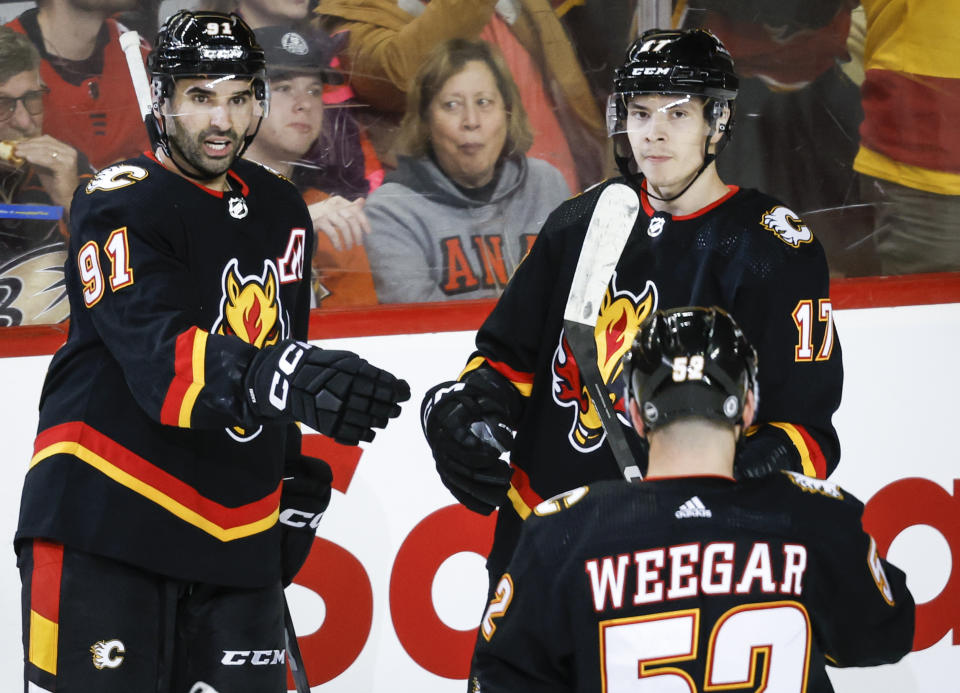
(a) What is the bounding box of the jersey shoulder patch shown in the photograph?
[532,485,590,517]
[782,470,844,500]
[760,205,813,248]
[85,164,149,194]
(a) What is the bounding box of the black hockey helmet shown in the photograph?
[608,29,739,200]
[148,11,268,157]
[623,306,757,433]
[612,29,737,105]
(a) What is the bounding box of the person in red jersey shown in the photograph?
[7,0,151,170]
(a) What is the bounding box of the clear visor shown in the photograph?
[154,73,270,123]
[607,92,720,137]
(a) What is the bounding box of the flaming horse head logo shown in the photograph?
[213,258,287,441]
[551,276,658,452]
[214,259,284,349]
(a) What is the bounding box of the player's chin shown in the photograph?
[192,155,235,179]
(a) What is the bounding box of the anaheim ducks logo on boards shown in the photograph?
[212,258,287,442]
[551,275,658,452]
[0,243,69,326]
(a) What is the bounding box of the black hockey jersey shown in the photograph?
[16,153,315,588]
[466,179,843,579]
[472,473,914,692]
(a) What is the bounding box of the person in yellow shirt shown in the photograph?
[854,0,960,275]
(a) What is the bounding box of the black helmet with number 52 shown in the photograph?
[148,10,268,157]
[623,306,757,433]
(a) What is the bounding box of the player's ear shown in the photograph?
[741,389,757,429]
[709,102,731,145]
[628,398,648,439]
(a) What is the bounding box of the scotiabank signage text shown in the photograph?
[864,478,960,650]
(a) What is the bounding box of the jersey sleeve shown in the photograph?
[470,518,575,692]
[328,0,498,112]
[68,189,301,431]
[733,221,843,478]
[469,196,577,401]
[802,482,915,665]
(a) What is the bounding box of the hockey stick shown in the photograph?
[119,30,160,149]
[561,182,642,482]
[284,596,312,693]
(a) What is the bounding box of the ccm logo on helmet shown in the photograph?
[221,649,286,666]
[631,67,670,76]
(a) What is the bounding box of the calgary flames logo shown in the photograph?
[552,275,658,452]
[213,258,285,349]
[761,205,813,248]
[212,258,287,441]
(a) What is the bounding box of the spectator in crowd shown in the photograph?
[854,0,960,275]
[0,26,90,327]
[202,0,385,198]
[471,306,914,691]
[362,38,569,304]
[245,25,378,308]
[204,0,318,28]
[314,0,608,192]
[554,0,639,103]
[680,0,864,264]
[7,0,151,171]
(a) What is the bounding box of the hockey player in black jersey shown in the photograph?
[14,11,409,693]
[470,306,913,692]
[421,29,843,588]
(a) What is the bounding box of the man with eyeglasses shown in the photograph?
[0,25,89,326]
[7,0,149,170]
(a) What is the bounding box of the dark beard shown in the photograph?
[167,127,242,181]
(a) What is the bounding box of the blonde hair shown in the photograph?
[396,38,533,160]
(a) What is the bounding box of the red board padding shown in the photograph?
[2,274,960,358]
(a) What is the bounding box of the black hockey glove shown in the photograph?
[279,454,333,586]
[734,427,802,480]
[246,339,410,445]
[421,380,517,515]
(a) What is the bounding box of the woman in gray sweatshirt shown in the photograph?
[364,38,571,303]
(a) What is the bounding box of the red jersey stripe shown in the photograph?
[484,357,534,386]
[508,464,544,520]
[160,327,202,428]
[31,422,281,540]
[641,183,740,220]
[30,540,63,623]
[860,69,960,173]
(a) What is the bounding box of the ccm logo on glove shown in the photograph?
[269,342,308,410]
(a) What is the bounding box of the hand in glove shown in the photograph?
[734,427,802,480]
[422,380,516,515]
[279,454,333,586]
[246,339,410,445]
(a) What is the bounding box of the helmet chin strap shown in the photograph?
[643,132,716,203]
[154,109,263,185]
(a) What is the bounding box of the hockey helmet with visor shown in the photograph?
[608,29,739,200]
[148,10,269,159]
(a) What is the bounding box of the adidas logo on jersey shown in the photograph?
[675,496,712,519]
